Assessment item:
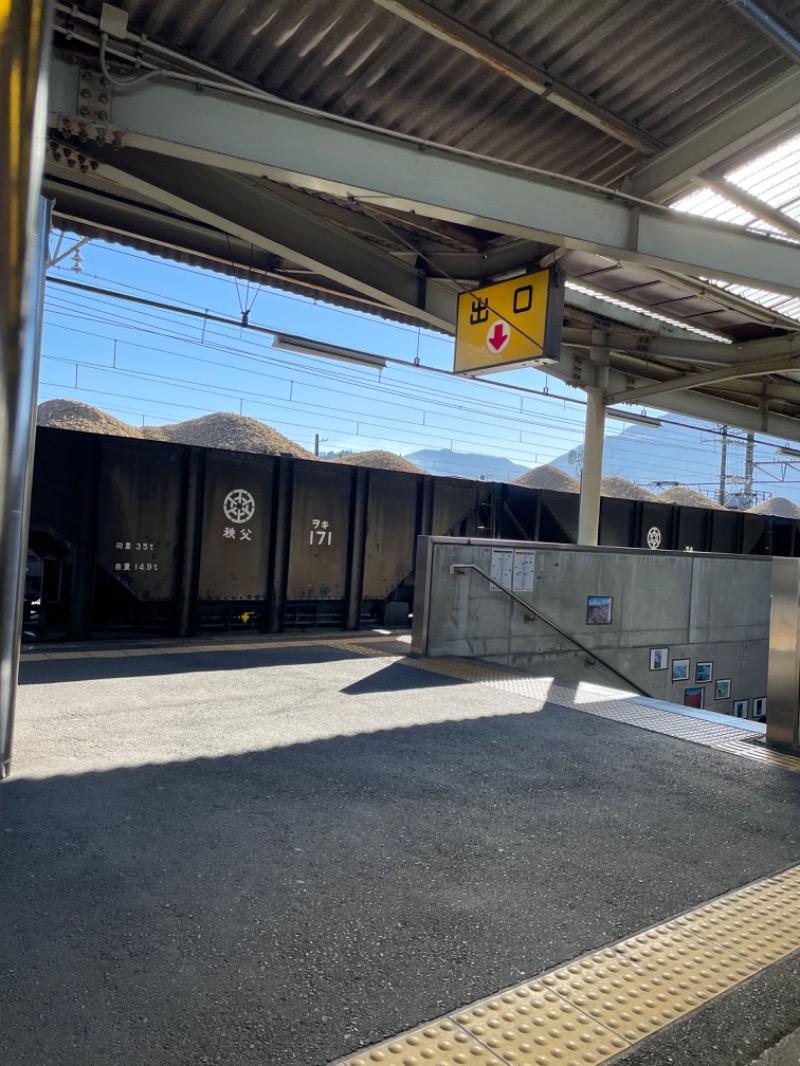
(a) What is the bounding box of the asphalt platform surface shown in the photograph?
[3,636,800,1066]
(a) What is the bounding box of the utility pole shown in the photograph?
[314,433,320,458]
[744,431,755,506]
[717,426,728,506]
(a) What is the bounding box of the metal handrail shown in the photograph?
[450,563,650,698]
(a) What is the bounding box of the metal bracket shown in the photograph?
[76,67,113,124]
[626,206,640,252]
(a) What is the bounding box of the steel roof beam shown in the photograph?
[723,0,800,66]
[629,70,800,202]
[46,56,800,299]
[370,0,662,154]
[46,148,459,331]
[554,348,800,441]
[703,174,800,241]
[607,353,800,405]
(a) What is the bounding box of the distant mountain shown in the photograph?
[404,448,529,481]
[403,424,800,503]
[549,422,800,507]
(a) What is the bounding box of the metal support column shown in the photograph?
[578,387,606,546]
[767,557,800,751]
[0,0,52,779]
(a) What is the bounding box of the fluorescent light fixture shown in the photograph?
[606,408,662,427]
[272,332,387,369]
[778,445,800,458]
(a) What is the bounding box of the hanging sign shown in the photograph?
[454,266,564,376]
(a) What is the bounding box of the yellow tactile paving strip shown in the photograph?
[333,863,800,1066]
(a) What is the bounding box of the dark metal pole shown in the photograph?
[745,431,755,507]
[717,426,728,506]
[0,0,53,779]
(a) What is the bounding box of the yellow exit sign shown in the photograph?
[454,266,564,376]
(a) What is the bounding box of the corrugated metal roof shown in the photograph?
[673,131,800,324]
[48,1,800,343]
[69,0,792,187]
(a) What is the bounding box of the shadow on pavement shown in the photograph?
[3,707,800,1066]
[18,641,393,685]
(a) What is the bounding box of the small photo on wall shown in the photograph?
[714,679,731,700]
[586,596,613,625]
[684,687,704,708]
[649,648,668,671]
[672,658,690,682]
[753,697,767,718]
[695,662,713,684]
[733,699,749,718]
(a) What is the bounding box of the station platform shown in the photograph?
[4,632,800,1066]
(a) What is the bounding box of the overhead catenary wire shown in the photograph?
[42,281,746,473]
[43,269,792,494]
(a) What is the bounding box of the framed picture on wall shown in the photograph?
[714,679,731,700]
[684,687,704,708]
[733,699,748,718]
[695,662,713,684]
[649,648,668,671]
[586,596,613,624]
[672,659,690,682]
[753,697,767,718]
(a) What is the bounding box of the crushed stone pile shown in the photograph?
[601,476,657,501]
[512,464,580,493]
[332,450,426,474]
[140,413,316,459]
[38,400,316,459]
[657,486,725,510]
[747,496,800,519]
[37,399,142,439]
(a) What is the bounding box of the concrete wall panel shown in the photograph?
[415,539,770,717]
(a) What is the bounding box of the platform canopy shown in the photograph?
[43,0,800,441]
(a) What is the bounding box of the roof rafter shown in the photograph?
[607,353,800,405]
[46,55,800,298]
[371,0,662,154]
[46,146,459,330]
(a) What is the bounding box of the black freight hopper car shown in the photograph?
[25,427,792,642]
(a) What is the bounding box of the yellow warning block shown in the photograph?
[341,1018,503,1066]
[454,267,564,377]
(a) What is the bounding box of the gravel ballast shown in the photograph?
[657,486,725,510]
[512,464,580,492]
[747,496,800,519]
[38,401,316,459]
[332,450,426,474]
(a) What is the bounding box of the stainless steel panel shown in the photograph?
[767,557,800,748]
[410,536,434,657]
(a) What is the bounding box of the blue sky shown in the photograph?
[41,235,596,471]
[41,232,792,495]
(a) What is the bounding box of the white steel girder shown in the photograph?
[47,56,800,300]
[553,348,800,442]
[46,150,459,331]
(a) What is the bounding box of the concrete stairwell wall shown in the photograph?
[411,538,771,716]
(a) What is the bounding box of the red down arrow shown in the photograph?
[488,321,509,351]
